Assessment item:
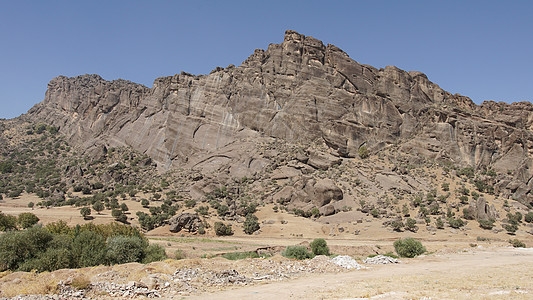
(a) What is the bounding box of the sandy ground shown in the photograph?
[186,247,533,300]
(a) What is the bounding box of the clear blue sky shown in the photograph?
[1,0,532,119]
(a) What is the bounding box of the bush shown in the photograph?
[0,212,18,231]
[141,199,150,207]
[80,207,91,219]
[243,214,260,234]
[358,145,369,159]
[391,219,404,232]
[393,238,426,258]
[503,223,518,234]
[214,222,233,236]
[71,231,107,267]
[174,249,186,260]
[142,244,167,264]
[282,245,314,260]
[106,236,147,265]
[508,239,526,248]
[405,218,417,232]
[435,217,444,229]
[310,238,330,256]
[17,212,40,229]
[525,211,533,223]
[221,251,260,260]
[0,226,53,271]
[448,218,465,229]
[195,206,209,216]
[478,219,495,230]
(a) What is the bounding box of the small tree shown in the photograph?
[120,203,129,212]
[435,217,444,229]
[214,222,233,236]
[391,219,404,232]
[0,213,17,231]
[80,207,91,220]
[17,212,39,229]
[405,218,417,232]
[525,212,533,223]
[28,202,34,210]
[141,199,150,207]
[394,238,426,258]
[243,214,260,235]
[310,238,330,256]
[92,202,104,214]
[358,145,369,159]
[478,219,495,230]
[282,246,313,260]
[448,217,465,229]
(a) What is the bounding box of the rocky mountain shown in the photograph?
[25,30,533,208]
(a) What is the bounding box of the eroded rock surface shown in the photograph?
[26,29,533,203]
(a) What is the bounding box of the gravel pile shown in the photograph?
[363,255,400,264]
[331,255,365,269]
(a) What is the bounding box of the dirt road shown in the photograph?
[186,247,533,300]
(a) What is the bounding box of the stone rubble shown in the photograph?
[3,256,371,299]
[363,255,400,264]
[331,255,365,269]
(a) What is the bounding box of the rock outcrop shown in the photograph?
[26,30,533,203]
[169,213,202,233]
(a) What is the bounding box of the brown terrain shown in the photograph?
[0,30,532,299]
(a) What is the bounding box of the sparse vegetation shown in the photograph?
[282,245,314,260]
[214,222,233,236]
[310,238,330,256]
[393,238,426,258]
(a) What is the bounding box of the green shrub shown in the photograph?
[0,212,18,231]
[405,218,417,232]
[174,249,186,260]
[18,246,73,272]
[0,226,53,271]
[310,238,330,256]
[282,245,314,260]
[508,239,526,248]
[391,219,404,232]
[525,212,533,223]
[393,238,426,258]
[435,217,444,229]
[214,222,233,236]
[358,145,369,159]
[243,214,260,235]
[17,212,40,229]
[221,251,260,260]
[142,243,167,263]
[503,223,518,234]
[79,206,91,219]
[72,231,107,267]
[106,236,147,265]
[448,218,465,229]
[478,219,495,230]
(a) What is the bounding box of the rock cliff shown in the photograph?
[26,30,533,204]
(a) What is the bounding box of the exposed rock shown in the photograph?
[168,213,202,233]
[469,197,499,220]
[24,29,533,202]
[313,179,343,207]
[307,151,341,170]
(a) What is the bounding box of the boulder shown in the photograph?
[313,179,343,207]
[168,213,202,233]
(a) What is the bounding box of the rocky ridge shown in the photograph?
[22,30,533,210]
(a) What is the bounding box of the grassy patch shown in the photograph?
[220,251,271,260]
[150,237,239,245]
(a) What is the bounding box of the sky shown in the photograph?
[0,0,532,119]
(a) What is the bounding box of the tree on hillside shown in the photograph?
[80,207,91,220]
[93,202,104,214]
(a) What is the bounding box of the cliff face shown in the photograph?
[27,30,533,203]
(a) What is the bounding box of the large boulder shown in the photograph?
[169,213,202,233]
[313,179,343,207]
